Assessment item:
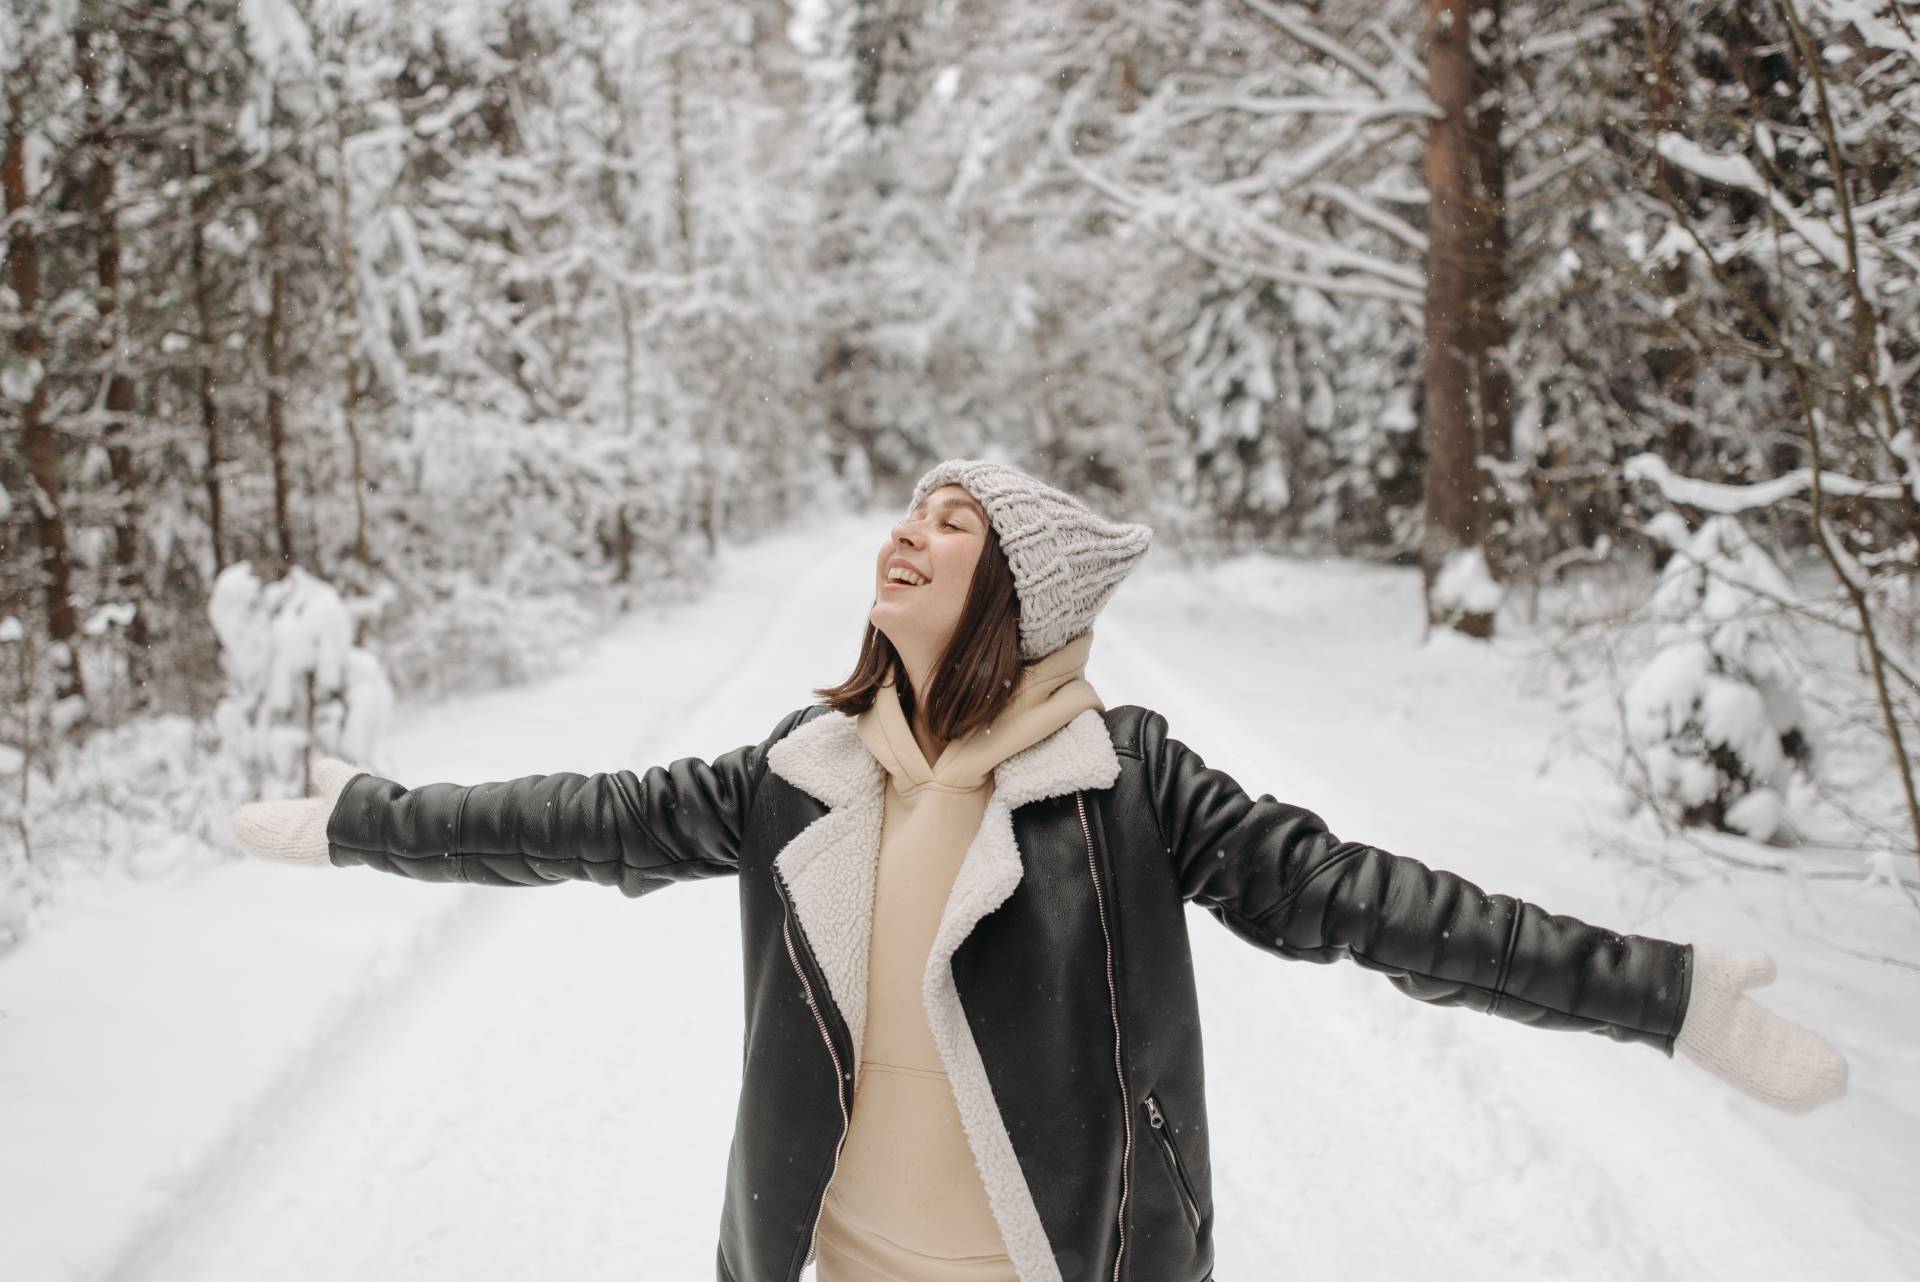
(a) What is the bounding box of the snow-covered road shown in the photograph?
[9,511,1915,1281]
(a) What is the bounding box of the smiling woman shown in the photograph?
[794,458,1157,1281]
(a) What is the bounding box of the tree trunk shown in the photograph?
[332,114,371,566]
[1422,0,1512,637]
[666,44,717,555]
[1639,1,1699,486]
[610,506,633,584]
[668,45,694,275]
[264,204,294,572]
[77,23,150,704]
[5,84,87,710]
[182,76,226,573]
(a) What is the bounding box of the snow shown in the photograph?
[1893,427,1920,503]
[2,513,1915,1280]
[1433,544,1505,615]
[2,354,44,403]
[238,0,314,80]
[80,600,137,636]
[1815,0,1920,58]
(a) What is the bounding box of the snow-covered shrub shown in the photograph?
[208,563,395,795]
[1622,515,1814,839]
[372,569,609,705]
[0,713,247,957]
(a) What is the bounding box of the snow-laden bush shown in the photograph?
[208,563,394,795]
[0,713,246,957]
[1623,515,1814,840]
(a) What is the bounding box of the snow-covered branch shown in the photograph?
[1809,0,1920,61]
[1061,151,1423,306]
[1238,0,1399,98]
[1508,136,1602,202]
[1308,181,1429,251]
[1517,12,1626,59]
[1210,112,1374,198]
[1624,451,1909,512]
[1654,133,1855,274]
[1239,206,1426,289]
[1164,92,1439,126]
[1361,18,1427,86]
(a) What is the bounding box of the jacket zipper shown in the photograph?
[1077,789,1133,1282]
[778,878,851,1277]
[1143,1093,1202,1232]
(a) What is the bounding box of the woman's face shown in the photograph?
[871,483,989,660]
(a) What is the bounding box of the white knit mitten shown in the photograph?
[1675,947,1849,1114]
[230,757,370,866]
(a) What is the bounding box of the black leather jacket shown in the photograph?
[326,702,1694,1282]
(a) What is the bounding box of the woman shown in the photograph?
[232,457,1848,1282]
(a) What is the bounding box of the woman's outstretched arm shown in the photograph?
[1137,708,1691,1051]
[233,705,817,899]
[1136,708,1846,1111]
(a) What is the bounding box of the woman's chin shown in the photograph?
[871,609,935,644]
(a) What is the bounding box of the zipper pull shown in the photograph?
[1145,1096,1165,1128]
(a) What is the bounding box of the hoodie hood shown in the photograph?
[857,628,1103,795]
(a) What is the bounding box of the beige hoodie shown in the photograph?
[812,629,1104,1282]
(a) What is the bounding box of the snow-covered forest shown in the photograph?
[2,0,1918,1277]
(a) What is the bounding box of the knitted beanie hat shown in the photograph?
[907,457,1154,661]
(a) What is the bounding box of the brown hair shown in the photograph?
[811,517,1032,744]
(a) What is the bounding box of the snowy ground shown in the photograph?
[3,508,1915,1282]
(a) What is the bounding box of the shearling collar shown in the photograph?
[763,700,1121,1282]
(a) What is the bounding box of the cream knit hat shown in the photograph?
[907,457,1154,661]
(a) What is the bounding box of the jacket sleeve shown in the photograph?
[1138,709,1695,1056]
[323,705,819,898]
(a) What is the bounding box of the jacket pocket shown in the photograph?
[1142,1092,1202,1233]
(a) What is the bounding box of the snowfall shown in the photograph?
[3,509,1916,1282]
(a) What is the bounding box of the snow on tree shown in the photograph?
[1172,284,1292,522]
[1431,544,1505,629]
[1623,515,1814,841]
[208,562,393,794]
